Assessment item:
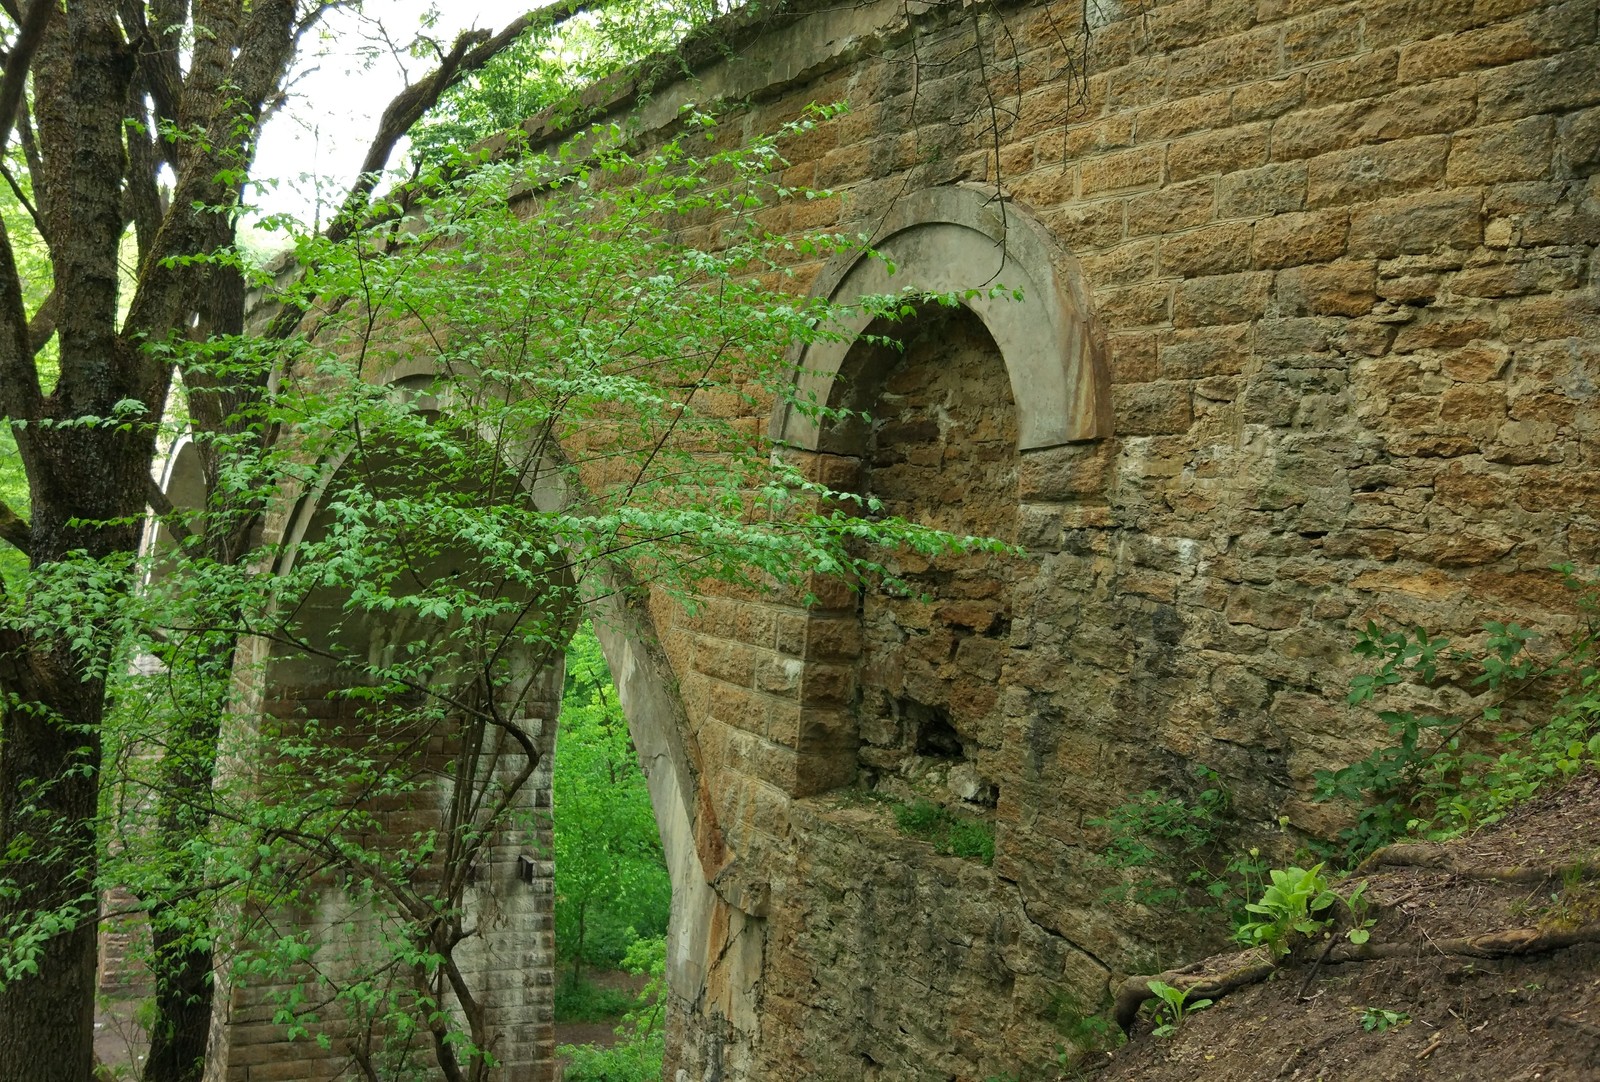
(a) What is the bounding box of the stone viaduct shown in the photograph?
[144,0,1599,1078]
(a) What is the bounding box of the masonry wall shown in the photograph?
[529,0,1600,1078]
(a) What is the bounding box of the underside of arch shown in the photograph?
[770,185,1112,453]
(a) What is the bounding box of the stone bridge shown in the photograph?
[147,0,1599,1078]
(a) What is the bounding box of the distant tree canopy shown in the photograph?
[409,0,732,162]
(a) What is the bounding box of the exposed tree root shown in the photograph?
[1114,923,1600,1032]
[1113,951,1278,1032]
[1359,843,1600,884]
[1327,921,1600,963]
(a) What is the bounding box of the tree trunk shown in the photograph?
[141,928,214,1082]
[0,649,110,1082]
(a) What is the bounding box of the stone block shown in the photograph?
[1217,161,1308,216]
[1439,384,1508,431]
[1347,188,1483,257]
[1392,313,1494,351]
[1361,0,1478,43]
[1107,56,1170,109]
[1061,114,1137,159]
[1159,221,1253,276]
[1040,200,1126,250]
[1478,46,1600,122]
[1440,345,1511,382]
[1080,146,1165,197]
[1452,250,1586,297]
[1095,282,1173,328]
[1224,586,1302,630]
[1173,271,1273,327]
[1233,74,1307,122]
[1125,181,1214,237]
[1282,6,1362,68]
[1275,261,1377,316]
[1017,442,1115,500]
[1252,208,1349,267]
[1168,122,1271,181]
[1306,135,1449,206]
[1159,324,1252,379]
[1112,382,1194,435]
[1396,1,1586,83]
[1447,115,1555,184]
[1560,105,1600,173]
[1501,291,1600,342]
[1143,0,1257,51]
[1305,48,1400,106]
[695,638,760,688]
[1272,77,1475,161]
[1107,331,1159,382]
[1169,26,1281,94]
[1133,89,1232,141]
[1080,239,1158,286]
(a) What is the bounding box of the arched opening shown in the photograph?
[845,304,1019,811]
[771,186,1111,793]
[215,436,566,1080]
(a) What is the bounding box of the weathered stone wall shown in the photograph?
[525,0,1600,1078]
[116,0,1597,1078]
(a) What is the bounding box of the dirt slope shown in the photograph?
[1094,770,1600,1082]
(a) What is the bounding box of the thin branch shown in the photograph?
[145,474,193,545]
[0,159,41,234]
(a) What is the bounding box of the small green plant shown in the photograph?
[1143,980,1212,1038]
[892,799,995,864]
[1316,572,1600,863]
[1233,864,1339,955]
[1089,765,1268,932]
[1355,1006,1410,1033]
[1050,991,1125,1057]
[553,976,639,1023]
[1343,879,1376,945]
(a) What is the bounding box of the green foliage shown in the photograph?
[554,626,670,978]
[410,0,724,163]
[1088,765,1268,931]
[558,936,667,1082]
[892,799,995,864]
[554,977,640,1024]
[1049,990,1125,1059]
[1143,980,1212,1038]
[1233,864,1339,956]
[4,103,1008,1073]
[1315,570,1600,863]
[1356,1006,1410,1033]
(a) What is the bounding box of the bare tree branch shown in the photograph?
[26,286,55,356]
[0,496,29,556]
[0,0,55,155]
[327,7,584,243]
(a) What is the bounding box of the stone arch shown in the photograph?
[770,184,1112,454]
[141,434,204,586]
[767,186,1110,797]
[194,364,739,1080]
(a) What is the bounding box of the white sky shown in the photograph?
[251,1,530,227]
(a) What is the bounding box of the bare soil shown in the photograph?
[1095,770,1600,1082]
